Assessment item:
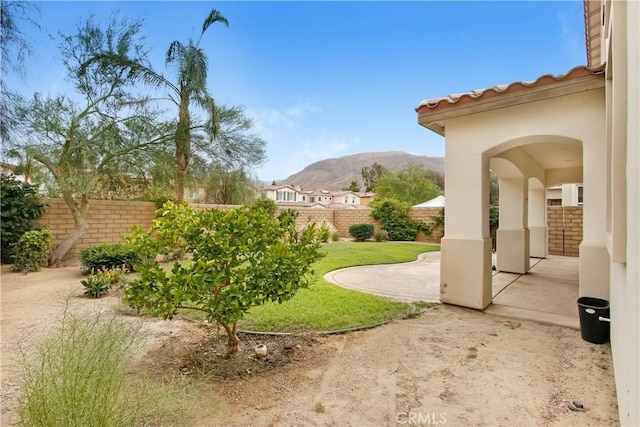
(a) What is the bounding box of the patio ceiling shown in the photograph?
[492,142,583,182]
[519,141,582,170]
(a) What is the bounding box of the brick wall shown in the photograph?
[36,199,445,250]
[334,209,379,238]
[410,207,444,244]
[547,206,583,257]
[36,198,157,250]
[37,200,577,255]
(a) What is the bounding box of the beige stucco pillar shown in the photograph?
[496,177,530,273]
[528,184,548,258]
[580,112,610,300]
[440,148,492,310]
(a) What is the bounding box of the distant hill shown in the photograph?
[277,151,444,190]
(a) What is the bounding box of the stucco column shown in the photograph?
[528,184,548,258]
[440,151,492,310]
[580,102,609,300]
[496,177,530,273]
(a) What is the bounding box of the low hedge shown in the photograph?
[348,223,374,242]
[80,243,140,273]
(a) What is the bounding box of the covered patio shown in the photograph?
[488,256,579,329]
[415,65,607,311]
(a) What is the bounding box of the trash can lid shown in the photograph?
[577,296,609,309]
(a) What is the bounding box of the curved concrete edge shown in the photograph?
[323,251,441,303]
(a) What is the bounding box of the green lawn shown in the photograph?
[239,242,439,332]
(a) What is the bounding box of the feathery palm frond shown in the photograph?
[198,9,229,45]
[165,40,187,67]
[80,53,179,94]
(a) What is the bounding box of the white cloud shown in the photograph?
[297,136,351,162]
[256,133,358,181]
[247,102,323,140]
[284,134,357,175]
[248,102,355,180]
[285,102,323,118]
[251,109,294,137]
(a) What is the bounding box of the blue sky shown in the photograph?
[8,1,586,181]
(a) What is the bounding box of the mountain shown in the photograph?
[277,151,444,190]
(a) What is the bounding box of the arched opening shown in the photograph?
[481,136,584,325]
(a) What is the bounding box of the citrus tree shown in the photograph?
[123,202,324,354]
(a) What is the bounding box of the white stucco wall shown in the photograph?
[442,88,609,301]
[608,1,639,424]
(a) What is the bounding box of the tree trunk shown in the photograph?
[222,321,240,356]
[176,163,187,204]
[49,192,89,267]
[49,217,88,267]
[175,90,190,204]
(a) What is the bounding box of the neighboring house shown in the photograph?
[416,0,638,423]
[256,185,362,207]
[258,184,303,203]
[358,191,375,206]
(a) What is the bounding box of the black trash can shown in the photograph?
[577,297,610,344]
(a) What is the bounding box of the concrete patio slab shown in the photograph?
[487,256,580,329]
[324,249,580,329]
[324,251,440,303]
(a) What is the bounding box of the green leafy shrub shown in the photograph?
[250,198,277,216]
[374,229,389,242]
[349,223,374,241]
[489,205,499,250]
[489,205,499,229]
[151,196,174,211]
[161,248,185,262]
[0,175,45,263]
[81,274,111,298]
[331,230,340,242]
[318,221,336,243]
[11,230,52,273]
[124,202,324,354]
[81,266,128,298]
[370,198,429,241]
[80,243,140,273]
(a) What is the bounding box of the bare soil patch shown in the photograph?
[180,332,321,379]
[1,264,619,427]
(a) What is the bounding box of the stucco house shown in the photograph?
[257,185,361,207]
[415,1,638,424]
[258,184,302,203]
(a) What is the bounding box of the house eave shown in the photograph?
[418,72,604,137]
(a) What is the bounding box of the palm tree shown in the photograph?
[166,9,228,202]
[82,8,229,203]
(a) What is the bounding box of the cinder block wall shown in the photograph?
[36,199,445,250]
[36,200,577,254]
[36,198,157,250]
[547,206,583,257]
[334,209,379,238]
[409,207,444,244]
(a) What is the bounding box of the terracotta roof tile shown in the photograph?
[416,65,604,114]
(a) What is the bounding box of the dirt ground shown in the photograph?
[1,264,619,426]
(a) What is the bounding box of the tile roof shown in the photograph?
[415,65,604,115]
